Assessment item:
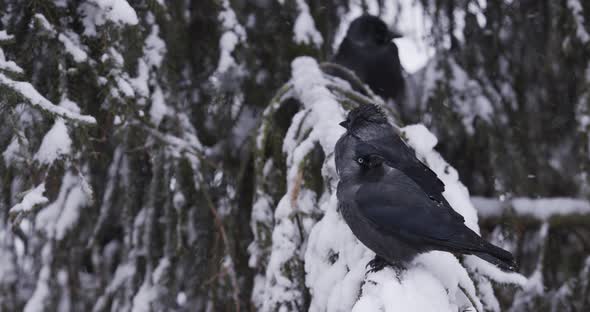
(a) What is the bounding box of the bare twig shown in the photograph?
[458,284,481,312]
[130,122,219,169]
[201,182,241,312]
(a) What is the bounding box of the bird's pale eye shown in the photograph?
[357,157,364,164]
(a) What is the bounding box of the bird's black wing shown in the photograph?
[353,168,516,270]
[354,168,462,242]
[360,135,465,223]
[373,135,445,198]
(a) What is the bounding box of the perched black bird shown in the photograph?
[335,104,516,271]
[333,15,405,101]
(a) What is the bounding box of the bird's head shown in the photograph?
[339,104,388,132]
[345,15,402,47]
[335,135,385,180]
[354,152,385,169]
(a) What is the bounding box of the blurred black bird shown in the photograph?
[333,15,405,101]
[335,104,516,272]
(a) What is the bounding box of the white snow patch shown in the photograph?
[514,197,590,219]
[58,32,88,63]
[108,263,136,293]
[0,30,13,41]
[0,48,23,73]
[59,98,81,113]
[55,182,91,240]
[353,267,457,312]
[80,0,138,36]
[0,241,17,285]
[116,76,135,98]
[149,87,167,126]
[473,196,590,220]
[293,0,323,47]
[402,124,438,155]
[248,194,274,268]
[464,256,527,286]
[218,32,240,73]
[0,73,96,124]
[10,183,48,213]
[24,266,51,312]
[132,279,158,312]
[417,57,494,134]
[35,173,92,240]
[468,0,487,28]
[33,14,54,32]
[567,0,590,43]
[145,23,166,66]
[32,14,89,63]
[3,136,25,164]
[131,258,169,312]
[34,119,72,165]
[127,15,169,127]
[213,0,246,76]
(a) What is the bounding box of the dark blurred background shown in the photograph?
[0,0,589,311]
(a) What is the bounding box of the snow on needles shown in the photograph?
[567,0,590,44]
[213,0,246,75]
[0,48,23,74]
[289,57,345,155]
[34,119,72,165]
[36,172,93,240]
[293,0,323,47]
[0,30,13,41]
[58,32,88,63]
[9,184,48,213]
[93,0,138,25]
[418,57,493,134]
[253,57,345,310]
[0,73,96,124]
[128,13,168,126]
[80,0,138,36]
[33,14,89,63]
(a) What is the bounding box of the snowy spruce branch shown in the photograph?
[250,56,527,312]
[0,73,96,125]
[474,197,590,220]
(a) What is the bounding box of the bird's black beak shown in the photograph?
[388,30,403,40]
[339,120,349,129]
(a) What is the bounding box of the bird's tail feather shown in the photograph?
[473,250,517,271]
[433,230,517,271]
[473,241,517,271]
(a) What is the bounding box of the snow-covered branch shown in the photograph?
[0,73,96,124]
[473,197,590,221]
[567,0,590,44]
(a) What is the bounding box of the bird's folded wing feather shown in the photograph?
[364,135,465,223]
[353,167,493,255]
[351,168,515,267]
[354,173,460,242]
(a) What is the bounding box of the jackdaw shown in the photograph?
[333,15,405,101]
[335,104,516,271]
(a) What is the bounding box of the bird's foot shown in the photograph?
[366,256,406,279]
[366,255,389,273]
[389,261,406,275]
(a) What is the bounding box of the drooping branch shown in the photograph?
[474,196,590,227]
[0,73,96,125]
